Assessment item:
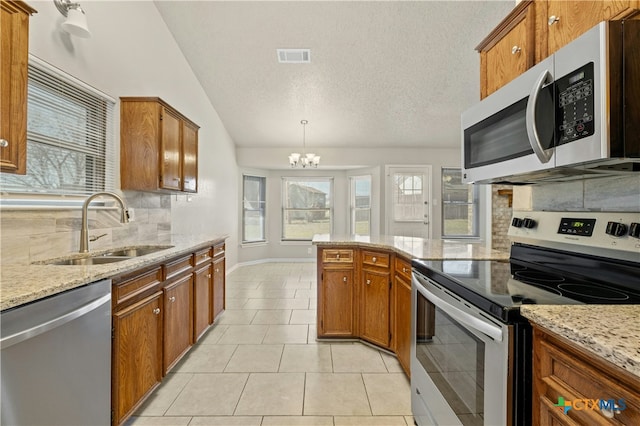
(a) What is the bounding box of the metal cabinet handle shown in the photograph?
[207,273,212,278]
[601,403,622,419]
[153,308,161,315]
[548,15,559,26]
[169,297,176,303]
[336,254,340,259]
[215,268,219,273]
[173,177,181,182]
[511,45,521,54]
[0,139,8,148]
[343,276,347,282]
[366,279,371,285]
[402,267,408,273]
[372,257,377,263]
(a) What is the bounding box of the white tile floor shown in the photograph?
[128,262,414,426]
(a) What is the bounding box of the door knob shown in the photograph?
[0,139,8,148]
[153,308,161,315]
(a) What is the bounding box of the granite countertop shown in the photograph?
[521,305,640,378]
[0,234,228,312]
[312,234,509,260]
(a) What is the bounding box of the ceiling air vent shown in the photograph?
[277,49,311,64]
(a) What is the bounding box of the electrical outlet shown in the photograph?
[307,247,312,254]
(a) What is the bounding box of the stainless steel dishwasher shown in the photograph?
[1,279,112,425]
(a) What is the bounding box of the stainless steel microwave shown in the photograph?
[461,20,640,184]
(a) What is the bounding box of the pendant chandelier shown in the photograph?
[289,120,320,168]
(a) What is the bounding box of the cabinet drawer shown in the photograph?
[213,243,225,259]
[395,256,412,281]
[322,249,353,264]
[164,255,193,280]
[113,266,163,307]
[362,250,390,269]
[194,248,213,266]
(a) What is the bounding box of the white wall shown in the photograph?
[24,1,239,266]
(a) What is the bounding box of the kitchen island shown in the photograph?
[312,234,508,375]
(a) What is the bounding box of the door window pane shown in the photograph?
[393,173,423,221]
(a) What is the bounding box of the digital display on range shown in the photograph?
[558,218,597,236]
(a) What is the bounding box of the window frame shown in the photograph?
[281,177,333,242]
[349,174,371,236]
[441,167,480,239]
[242,174,267,244]
[0,55,116,202]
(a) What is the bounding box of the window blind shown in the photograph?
[0,56,115,197]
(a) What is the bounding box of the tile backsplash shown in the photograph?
[1,192,171,265]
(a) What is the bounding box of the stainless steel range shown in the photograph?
[410,211,640,426]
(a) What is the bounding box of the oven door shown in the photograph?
[461,56,556,184]
[411,270,512,426]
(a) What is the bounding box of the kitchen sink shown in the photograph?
[38,245,174,265]
[49,256,130,266]
[101,245,174,257]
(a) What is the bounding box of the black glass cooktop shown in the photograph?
[412,243,640,323]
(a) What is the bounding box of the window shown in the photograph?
[242,175,266,243]
[0,56,115,196]
[350,175,371,236]
[282,177,332,241]
[442,168,479,238]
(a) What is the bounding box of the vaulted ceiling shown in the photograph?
[154,1,514,152]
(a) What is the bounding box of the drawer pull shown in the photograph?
[343,276,347,283]
[153,308,161,315]
[511,45,521,54]
[0,139,8,148]
[336,254,340,259]
[403,267,408,273]
[372,256,377,263]
[601,403,621,419]
[548,15,559,26]
[169,296,176,303]
[215,268,220,273]
[207,273,212,278]
[366,279,371,285]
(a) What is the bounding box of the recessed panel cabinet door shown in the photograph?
[182,121,198,193]
[163,274,193,374]
[193,263,212,341]
[546,1,604,56]
[361,270,391,348]
[212,257,225,322]
[160,107,181,191]
[394,274,411,376]
[112,292,163,426]
[320,269,354,337]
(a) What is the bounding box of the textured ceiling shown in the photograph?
[154,1,514,151]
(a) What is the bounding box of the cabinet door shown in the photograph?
[394,274,411,377]
[193,263,212,341]
[112,292,163,426]
[182,121,198,193]
[546,1,605,56]
[212,256,225,322]
[361,270,391,348]
[163,274,193,374]
[0,1,34,174]
[482,5,534,98]
[319,268,354,337]
[160,107,182,191]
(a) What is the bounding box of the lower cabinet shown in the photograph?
[532,325,640,425]
[193,263,212,341]
[111,240,226,425]
[163,274,193,374]
[319,268,355,337]
[360,269,391,348]
[394,256,412,376]
[212,255,225,321]
[112,291,163,426]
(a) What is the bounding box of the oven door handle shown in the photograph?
[414,277,503,342]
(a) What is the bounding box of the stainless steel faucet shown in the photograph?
[80,192,129,253]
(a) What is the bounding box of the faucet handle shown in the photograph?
[89,233,108,242]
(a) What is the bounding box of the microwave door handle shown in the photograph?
[526,69,554,164]
[413,276,503,342]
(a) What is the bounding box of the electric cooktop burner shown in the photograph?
[514,270,565,284]
[557,284,630,301]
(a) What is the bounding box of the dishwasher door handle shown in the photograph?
[0,293,111,349]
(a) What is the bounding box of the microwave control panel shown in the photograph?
[556,62,595,145]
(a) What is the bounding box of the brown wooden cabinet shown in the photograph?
[112,272,163,426]
[0,0,36,174]
[360,250,392,348]
[393,256,412,376]
[478,0,640,98]
[193,262,212,341]
[162,262,193,374]
[120,97,199,192]
[317,248,356,338]
[532,325,640,425]
[212,244,226,321]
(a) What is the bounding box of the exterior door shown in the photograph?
[385,166,431,238]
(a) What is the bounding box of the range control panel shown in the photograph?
[509,211,640,261]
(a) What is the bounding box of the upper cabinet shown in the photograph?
[477,0,639,98]
[0,0,36,174]
[120,97,199,193]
